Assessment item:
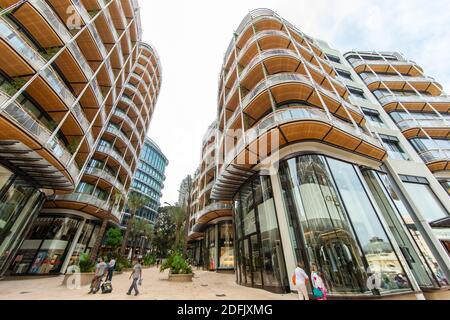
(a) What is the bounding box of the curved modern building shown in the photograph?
[122,137,168,225]
[0,0,162,276]
[188,122,234,272]
[188,9,450,299]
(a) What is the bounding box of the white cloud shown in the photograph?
[139,0,450,204]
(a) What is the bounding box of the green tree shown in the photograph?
[169,206,186,252]
[152,207,176,258]
[105,227,123,256]
[130,218,153,261]
[120,192,148,257]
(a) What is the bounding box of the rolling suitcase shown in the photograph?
[101,281,113,294]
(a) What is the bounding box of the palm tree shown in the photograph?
[130,218,153,261]
[120,192,148,257]
[169,206,185,251]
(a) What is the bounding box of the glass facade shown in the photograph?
[123,138,168,224]
[200,221,234,271]
[279,155,412,295]
[363,170,445,288]
[234,175,288,293]
[11,215,82,275]
[0,165,45,276]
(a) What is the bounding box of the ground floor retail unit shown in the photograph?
[189,154,450,298]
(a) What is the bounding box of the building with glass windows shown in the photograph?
[187,9,450,299]
[0,0,161,277]
[121,137,168,225]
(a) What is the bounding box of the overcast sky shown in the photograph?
[139,0,450,205]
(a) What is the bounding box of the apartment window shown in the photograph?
[362,108,386,128]
[348,87,366,100]
[325,54,341,63]
[336,69,352,80]
[381,135,409,160]
[400,176,449,223]
[439,180,450,197]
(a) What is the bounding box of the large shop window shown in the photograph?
[363,170,445,288]
[234,176,289,293]
[0,169,45,275]
[10,216,81,275]
[279,155,412,295]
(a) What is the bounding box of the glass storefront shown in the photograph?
[10,216,82,275]
[0,165,45,276]
[234,175,289,293]
[66,220,100,267]
[279,155,412,295]
[363,170,440,288]
[201,221,234,271]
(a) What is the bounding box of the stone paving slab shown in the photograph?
[0,267,297,300]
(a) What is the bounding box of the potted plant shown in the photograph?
[160,252,193,282]
[62,253,96,287]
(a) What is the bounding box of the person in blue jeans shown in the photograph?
[106,258,116,282]
[127,259,142,296]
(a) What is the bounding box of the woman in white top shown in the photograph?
[294,262,309,300]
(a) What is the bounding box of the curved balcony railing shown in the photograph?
[202,143,215,159]
[418,149,450,164]
[124,83,146,106]
[0,92,80,180]
[120,96,145,128]
[0,21,94,141]
[71,0,108,58]
[362,74,439,88]
[223,9,323,72]
[53,192,121,219]
[238,73,358,118]
[222,107,383,168]
[224,47,340,104]
[194,202,233,223]
[378,94,450,107]
[96,144,132,177]
[113,108,139,136]
[224,9,280,65]
[349,58,421,72]
[394,118,449,132]
[85,166,125,193]
[29,0,104,103]
[199,180,215,198]
[105,125,138,159]
[98,0,119,41]
[201,161,215,178]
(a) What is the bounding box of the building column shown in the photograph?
[60,219,86,274]
[90,219,108,263]
[270,173,297,291]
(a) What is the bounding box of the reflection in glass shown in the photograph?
[280,155,412,295]
[363,170,438,288]
[11,216,81,274]
[233,176,288,293]
[403,182,448,223]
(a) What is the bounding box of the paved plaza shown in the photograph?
[0,267,296,300]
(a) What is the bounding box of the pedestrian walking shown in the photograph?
[106,257,116,282]
[88,257,107,294]
[293,262,309,300]
[127,258,143,296]
[311,263,327,300]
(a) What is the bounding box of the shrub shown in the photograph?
[78,253,95,273]
[160,253,192,275]
[143,253,156,266]
[115,257,132,272]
